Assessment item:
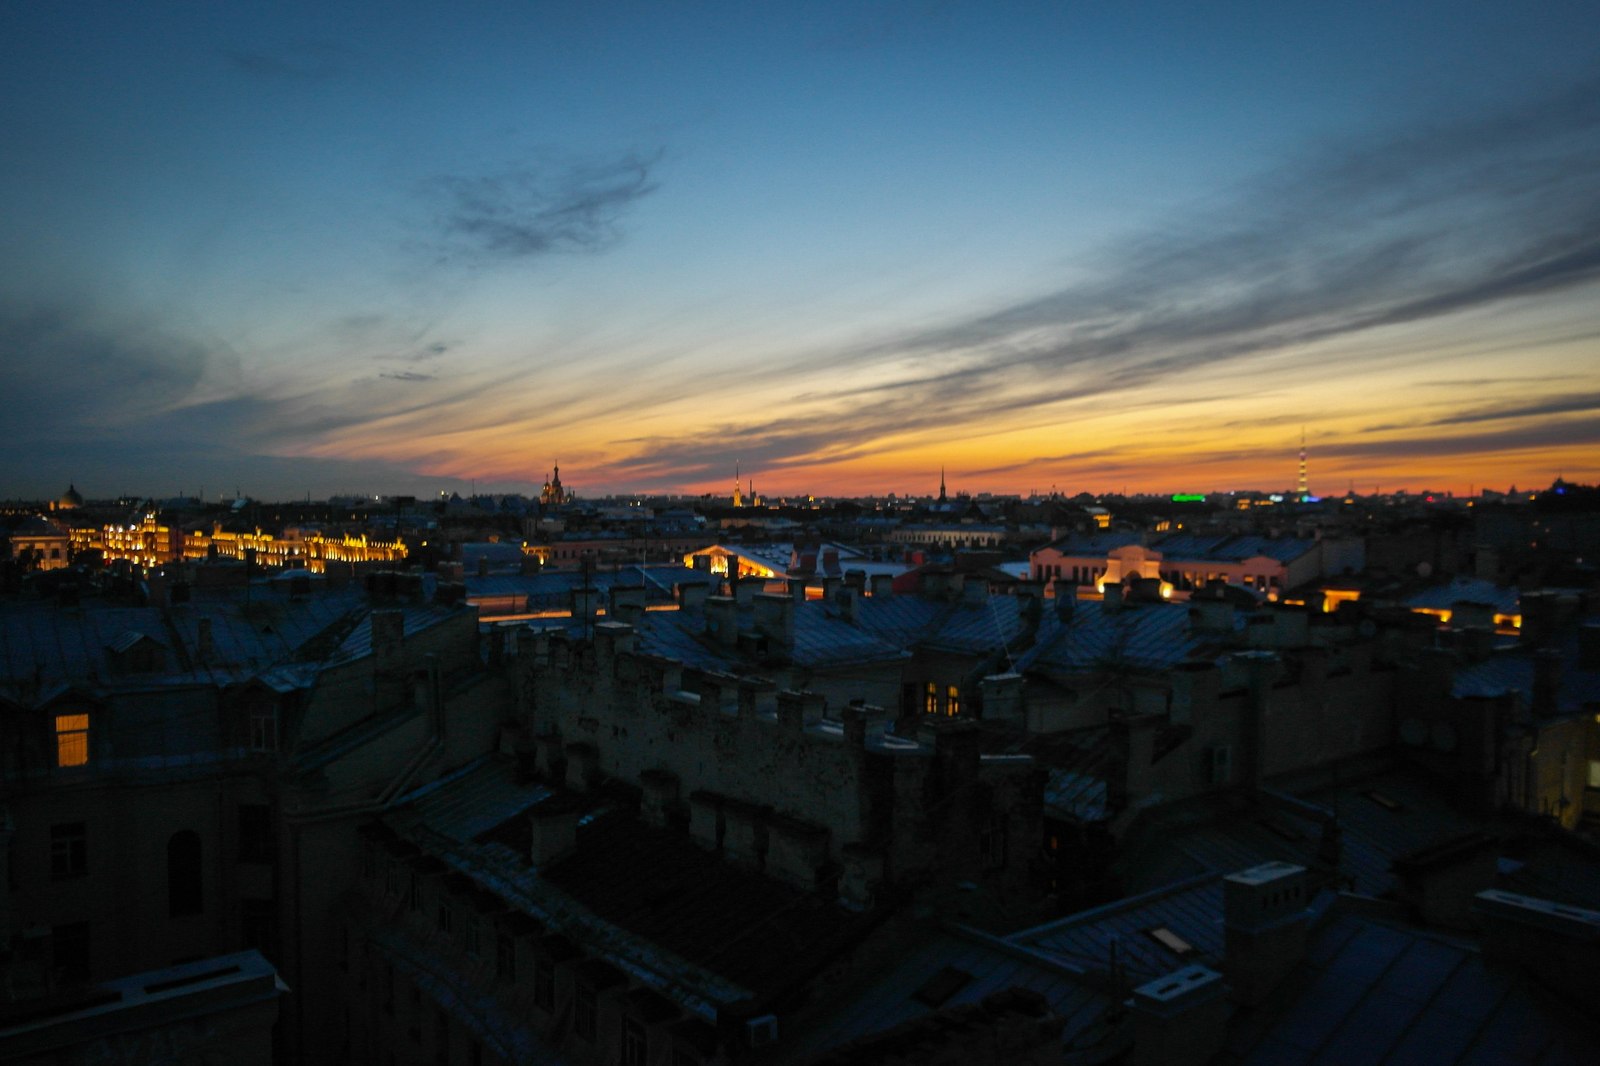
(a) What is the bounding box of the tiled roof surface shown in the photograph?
[780,925,1108,1060]
[1405,577,1521,615]
[539,808,879,999]
[1016,600,1218,675]
[1225,910,1600,1065]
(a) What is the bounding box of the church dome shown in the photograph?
[58,484,84,509]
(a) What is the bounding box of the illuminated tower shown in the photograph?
[732,461,744,507]
[1297,429,1308,501]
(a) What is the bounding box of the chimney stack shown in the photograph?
[1223,862,1311,1005]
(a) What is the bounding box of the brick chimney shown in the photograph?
[753,592,795,650]
[1128,965,1229,1066]
[1475,889,1600,1011]
[1223,862,1311,1006]
[706,595,738,646]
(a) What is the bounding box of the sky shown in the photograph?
[2,1,1598,502]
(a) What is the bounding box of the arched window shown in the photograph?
[168,831,203,917]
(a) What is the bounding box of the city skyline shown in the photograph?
[3,2,1598,501]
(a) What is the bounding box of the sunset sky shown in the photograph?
[3,1,1597,501]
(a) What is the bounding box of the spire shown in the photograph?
[938,465,947,504]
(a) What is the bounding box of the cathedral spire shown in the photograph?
[938,465,947,504]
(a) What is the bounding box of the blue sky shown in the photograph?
[3,1,1598,500]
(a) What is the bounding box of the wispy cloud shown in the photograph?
[424,152,661,263]
[596,75,1600,478]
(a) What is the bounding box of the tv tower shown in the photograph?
[1297,428,1309,500]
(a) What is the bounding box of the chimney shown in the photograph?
[869,573,895,599]
[569,586,599,621]
[1102,582,1124,612]
[821,574,842,602]
[1232,650,1279,787]
[477,554,489,577]
[676,581,708,610]
[706,595,738,646]
[962,573,987,607]
[1532,648,1562,717]
[593,621,634,675]
[1127,965,1229,1066]
[529,799,581,866]
[1475,889,1600,1012]
[787,577,808,603]
[1107,713,1159,811]
[753,592,795,649]
[734,577,762,607]
[980,673,1024,722]
[776,690,825,734]
[1223,862,1311,1006]
[1169,661,1218,725]
[843,569,867,594]
[822,548,841,575]
[837,585,859,623]
[1055,587,1076,623]
[610,584,646,621]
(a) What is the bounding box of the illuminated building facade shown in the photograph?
[74,517,406,574]
[183,525,407,574]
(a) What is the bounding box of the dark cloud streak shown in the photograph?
[426,152,661,263]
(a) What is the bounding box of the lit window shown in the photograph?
[946,685,960,717]
[55,714,89,767]
[924,682,938,715]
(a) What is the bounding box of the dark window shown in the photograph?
[437,903,453,935]
[167,830,203,917]
[464,917,480,958]
[435,1007,449,1062]
[495,932,515,983]
[409,985,423,1041]
[51,822,87,880]
[52,921,91,983]
[408,872,422,912]
[574,983,596,1041]
[672,1050,702,1066]
[622,1016,647,1066]
[238,804,275,863]
[384,962,395,1015]
[242,898,277,961]
[533,956,555,1011]
[980,813,1007,869]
